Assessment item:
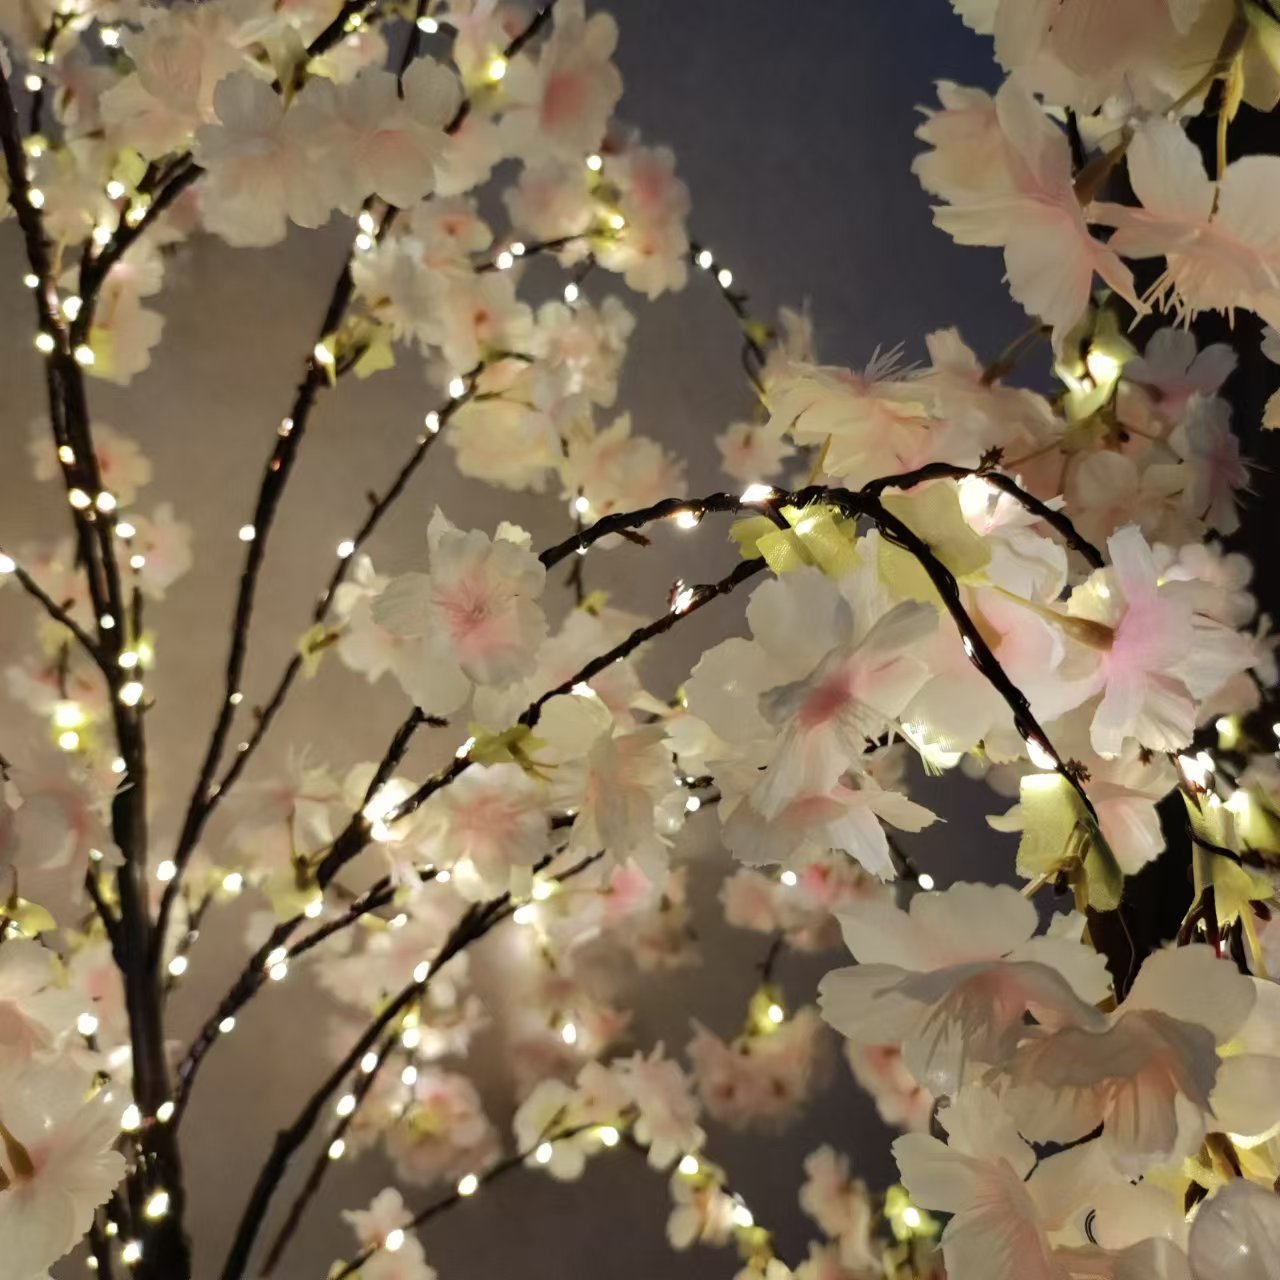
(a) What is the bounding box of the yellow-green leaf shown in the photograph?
[879,483,990,603]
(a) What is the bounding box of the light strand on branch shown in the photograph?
[216,851,601,1280]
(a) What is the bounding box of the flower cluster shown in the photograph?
[3,1,1280,1279]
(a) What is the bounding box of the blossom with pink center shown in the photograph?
[504,159,596,245]
[431,762,550,895]
[799,1146,880,1271]
[820,882,1110,1094]
[0,941,79,1062]
[385,1069,498,1187]
[920,77,1142,343]
[29,421,152,505]
[1003,945,1255,1175]
[1066,525,1255,756]
[723,778,937,881]
[373,510,547,716]
[1170,395,1250,535]
[501,0,622,162]
[1125,327,1237,428]
[99,3,258,158]
[894,1086,1186,1280]
[293,58,460,213]
[593,145,692,298]
[561,411,687,520]
[844,1040,935,1133]
[613,1046,705,1169]
[687,1008,832,1132]
[193,72,339,246]
[0,1059,126,1280]
[127,503,194,598]
[1097,117,1280,330]
[715,420,796,485]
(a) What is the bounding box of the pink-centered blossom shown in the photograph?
[373,510,547,716]
[921,77,1142,343]
[0,1059,126,1280]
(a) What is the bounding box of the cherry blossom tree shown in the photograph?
[2,2,1280,1280]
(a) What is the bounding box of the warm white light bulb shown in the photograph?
[535,1142,554,1165]
[156,859,176,883]
[1025,736,1057,771]
[385,1229,405,1253]
[145,1191,170,1220]
[457,1172,479,1196]
[167,955,188,978]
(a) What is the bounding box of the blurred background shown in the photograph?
[0,2,1211,1276]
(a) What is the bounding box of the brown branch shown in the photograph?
[0,552,111,675]
[217,892,512,1280]
[314,557,766,889]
